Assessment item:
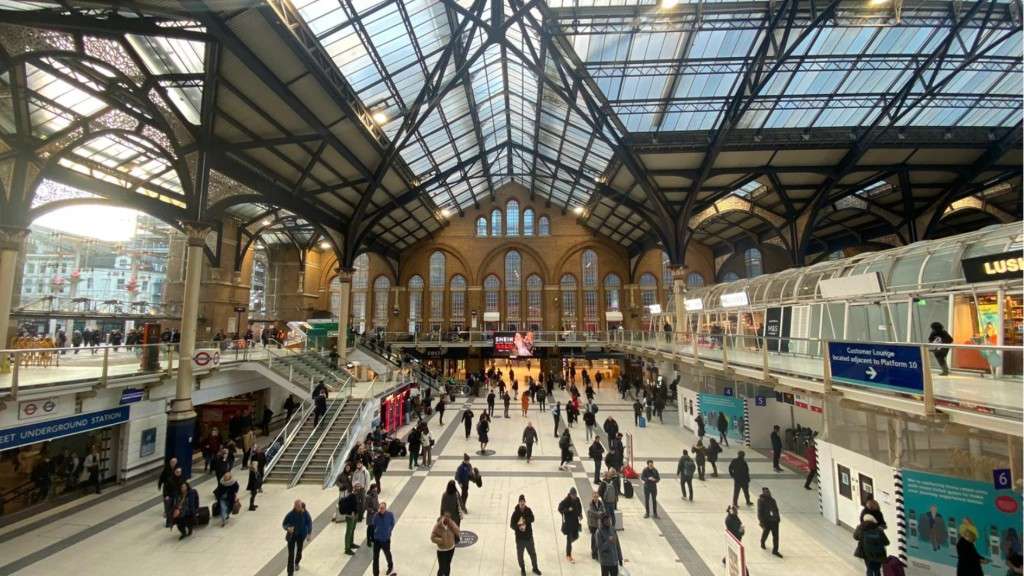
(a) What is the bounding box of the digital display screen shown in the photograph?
[494,331,534,357]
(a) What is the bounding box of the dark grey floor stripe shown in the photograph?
[0,472,214,576]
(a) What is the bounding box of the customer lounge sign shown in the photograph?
[961,251,1024,282]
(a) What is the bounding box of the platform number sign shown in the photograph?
[755,396,767,407]
[723,386,734,397]
[993,468,1012,491]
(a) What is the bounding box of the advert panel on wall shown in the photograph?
[698,393,746,442]
[902,469,1022,575]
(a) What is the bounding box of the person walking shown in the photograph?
[771,425,784,472]
[477,414,490,453]
[408,425,422,469]
[83,445,102,494]
[677,450,696,501]
[632,399,643,426]
[364,483,380,550]
[588,437,605,484]
[558,487,583,563]
[462,408,474,440]
[729,451,752,507]
[757,487,782,557]
[595,513,624,576]
[522,422,538,463]
[487,390,496,417]
[586,491,607,560]
[371,501,397,576]
[246,461,262,511]
[583,408,597,441]
[521,391,530,417]
[511,494,542,576]
[283,499,313,576]
[558,429,573,471]
[693,441,707,481]
[436,398,446,425]
[172,481,199,540]
[641,460,660,519]
[340,487,360,555]
[158,457,181,528]
[421,426,434,467]
[804,440,817,490]
[440,480,462,526]
[854,515,889,576]
[717,412,729,446]
[214,470,240,526]
[552,402,561,437]
[707,439,722,477]
[431,512,460,576]
[503,391,511,418]
[601,469,619,514]
[537,387,546,411]
[928,321,954,376]
[695,413,706,440]
[455,454,473,513]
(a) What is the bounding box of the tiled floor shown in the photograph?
[0,386,865,576]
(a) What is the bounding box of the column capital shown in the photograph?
[669,265,689,281]
[334,268,355,282]
[182,222,210,247]
[0,226,29,252]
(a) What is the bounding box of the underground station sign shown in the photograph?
[827,342,924,394]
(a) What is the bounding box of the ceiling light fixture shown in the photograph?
[372,111,388,124]
[573,206,585,215]
[869,0,888,6]
[262,219,272,226]
[320,241,331,250]
[661,0,679,8]
[440,207,451,218]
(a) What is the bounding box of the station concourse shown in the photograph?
[0,1,1020,576]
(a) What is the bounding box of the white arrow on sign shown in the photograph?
[865,366,878,380]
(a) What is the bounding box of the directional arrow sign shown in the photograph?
[828,342,924,394]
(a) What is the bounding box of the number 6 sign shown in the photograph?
[993,468,1012,491]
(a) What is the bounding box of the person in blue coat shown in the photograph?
[371,501,397,576]
[282,499,313,576]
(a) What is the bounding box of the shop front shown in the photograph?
[380,385,414,433]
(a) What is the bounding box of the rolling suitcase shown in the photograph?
[517,445,527,458]
[196,506,211,526]
[638,416,647,428]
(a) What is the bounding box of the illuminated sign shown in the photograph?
[684,298,703,311]
[720,291,749,308]
[648,304,663,315]
[961,251,1024,283]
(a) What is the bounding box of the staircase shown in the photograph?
[356,339,445,395]
[264,399,344,484]
[294,400,361,485]
[266,350,350,394]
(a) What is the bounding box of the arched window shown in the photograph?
[582,249,598,329]
[527,274,543,327]
[639,272,658,310]
[476,217,488,237]
[429,251,445,320]
[449,275,466,326]
[604,273,621,311]
[408,275,424,327]
[538,216,550,236]
[687,272,705,287]
[491,209,502,236]
[372,275,390,328]
[721,271,740,283]
[250,250,269,317]
[484,274,500,314]
[505,251,522,326]
[523,209,535,236]
[744,248,763,278]
[560,274,577,321]
[352,253,369,332]
[506,200,519,236]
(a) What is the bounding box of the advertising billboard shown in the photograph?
[494,331,535,357]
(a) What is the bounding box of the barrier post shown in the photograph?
[920,345,935,416]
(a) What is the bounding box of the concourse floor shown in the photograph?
[0,386,864,576]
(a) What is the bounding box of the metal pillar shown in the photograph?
[165,223,207,477]
[0,227,28,373]
[335,268,352,365]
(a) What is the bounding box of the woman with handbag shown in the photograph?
[558,487,583,562]
[173,481,199,540]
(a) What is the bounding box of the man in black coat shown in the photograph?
[757,487,782,557]
[770,425,784,472]
[729,451,752,507]
[510,495,542,575]
[588,437,605,484]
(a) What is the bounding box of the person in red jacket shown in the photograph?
[803,442,817,490]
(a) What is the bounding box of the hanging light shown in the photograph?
[372,110,388,124]
[320,241,331,250]
[573,206,585,215]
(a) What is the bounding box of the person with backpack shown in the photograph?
[854,515,889,576]
[600,469,619,514]
[558,429,573,471]
[522,422,538,464]
[588,437,605,484]
[757,487,782,557]
[455,454,473,513]
[558,487,583,563]
[677,450,696,501]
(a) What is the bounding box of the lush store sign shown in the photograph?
[961,251,1024,282]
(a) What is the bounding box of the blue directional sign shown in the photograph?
[993,468,1012,491]
[755,396,767,407]
[827,342,924,394]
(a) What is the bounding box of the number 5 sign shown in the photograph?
[993,468,1012,491]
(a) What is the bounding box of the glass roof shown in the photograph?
[293,0,614,210]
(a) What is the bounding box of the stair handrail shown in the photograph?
[287,377,353,487]
[263,399,313,477]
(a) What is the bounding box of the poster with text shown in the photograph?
[493,331,535,357]
[903,469,1022,575]
[698,393,746,442]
